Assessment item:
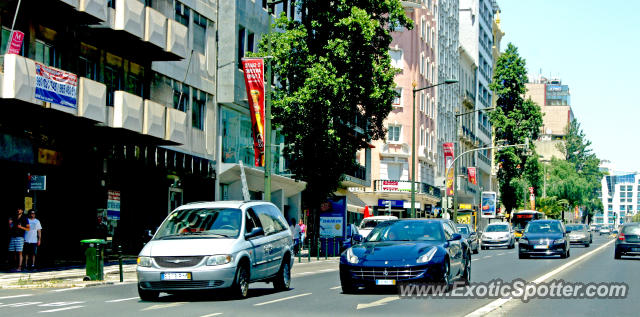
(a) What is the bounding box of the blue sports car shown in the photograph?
[339,219,471,293]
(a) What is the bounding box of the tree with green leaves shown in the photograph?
[257,1,412,216]
[489,43,543,213]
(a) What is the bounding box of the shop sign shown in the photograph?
[7,30,24,54]
[107,190,121,220]
[377,199,404,208]
[35,62,78,109]
[28,175,46,191]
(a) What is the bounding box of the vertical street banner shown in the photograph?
[35,62,78,109]
[241,58,266,167]
[443,143,455,196]
[481,191,497,218]
[467,167,477,185]
[107,190,121,220]
[7,30,24,54]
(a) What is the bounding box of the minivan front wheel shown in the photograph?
[273,260,291,291]
[232,264,250,298]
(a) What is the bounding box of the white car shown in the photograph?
[481,222,516,249]
[358,216,398,238]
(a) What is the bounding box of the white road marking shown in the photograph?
[330,286,342,290]
[142,302,186,311]
[0,294,32,300]
[51,287,83,292]
[483,256,493,259]
[106,297,139,303]
[39,305,84,313]
[497,253,505,256]
[465,239,616,317]
[318,268,337,272]
[39,301,84,307]
[200,313,222,317]
[356,296,400,310]
[254,293,312,306]
[0,302,42,308]
[471,259,480,262]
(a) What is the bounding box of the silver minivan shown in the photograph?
[137,201,294,300]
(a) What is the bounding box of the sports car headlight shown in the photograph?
[346,248,359,264]
[206,255,232,266]
[553,238,565,244]
[137,256,152,267]
[417,247,438,263]
[519,238,528,244]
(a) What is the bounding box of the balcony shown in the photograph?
[401,0,422,8]
[79,0,108,21]
[78,77,107,123]
[343,164,369,188]
[4,0,106,27]
[111,91,143,133]
[166,107,187,144]
[143,100,165,139]
[87,0,185,61]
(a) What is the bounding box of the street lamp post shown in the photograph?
[411,79,458,219]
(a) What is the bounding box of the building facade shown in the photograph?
[353,0,441,219]
[598,173,639,226]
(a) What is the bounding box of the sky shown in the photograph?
[498,0,640,173]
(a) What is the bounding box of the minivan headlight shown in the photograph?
[554,238,565,244]
[346,248,359,264]
[206,255,232,266]
[137,256,152,267]
[417,247,438,263]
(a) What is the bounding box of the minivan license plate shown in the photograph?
[161,272,191,280]
[376,279,395,285]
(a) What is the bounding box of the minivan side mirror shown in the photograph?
[245,227,264,239]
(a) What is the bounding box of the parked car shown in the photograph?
[357,215,398,238]
[340,224,363,253]
[480,222,516,249]
[518,219,571,259]
[136,201,295,301]
[566,224,591,247]
[615,222,640,259]
[340,219,471,293]
[457,224,479,254]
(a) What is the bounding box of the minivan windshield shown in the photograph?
[154,208,242,239]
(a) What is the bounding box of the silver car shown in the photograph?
[137,201,294,300]
[566,224,591,247]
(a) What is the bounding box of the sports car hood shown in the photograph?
[352,241,441,261]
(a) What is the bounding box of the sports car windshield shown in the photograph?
[367,221,444,242]
[154,208,242,239]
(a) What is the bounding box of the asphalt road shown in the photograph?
[0,235,629,317]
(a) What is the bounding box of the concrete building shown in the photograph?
[458,0,495,206]
[489,0,503,194]
[352,0,441,218]
[598,172,639,226]
[525,76,574,161]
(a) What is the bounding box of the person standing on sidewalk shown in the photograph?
[290,218,301,254]
[298,219,307,251]
[24,209,42,270]
[8,207,30,272]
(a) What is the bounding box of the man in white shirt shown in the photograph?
[24,210,42,270]
[290,218,301,254]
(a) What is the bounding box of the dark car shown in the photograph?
[615,223,640,259]
[339,219,471,293]
[457,224,479,254]
[340,224,363,253]
[518,220,571,259]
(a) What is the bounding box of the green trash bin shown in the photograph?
[80,239,106,281]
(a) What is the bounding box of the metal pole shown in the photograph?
[264,5,273,202]
[411,84,417,219]
[118,245,123,283]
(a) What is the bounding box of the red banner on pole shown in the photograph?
[468,167,477,185]
[7,30,24,55]
[443,143,455,196]
[241,58,266,167]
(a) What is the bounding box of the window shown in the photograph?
[172,81,189,112]
[192,89,206,130]
[247,32,255,54]
[35,39,60,68]
[104,65,123,106]
[419,52,425,75]
[245,208,262,234]
[389,49,403,69]
[193,12,207,54]
[175,1,190,27]
[420,127,425,146]
[388,125,401,142]
[420,16,426,39]
[392,88,402,107]
[419,91,425,112]
[237,26,245,69]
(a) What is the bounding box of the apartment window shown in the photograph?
[388,125,401,142]
[237,26,246,69]
[608,205,612,211]
[247,32,255,54]
[104,65,123,106]
[419,91,425,112]
[389,49,403,69]
[172,81,190,112]
[420,127,425,146]
[192,89,206,130]
[419,52,424,75]
[35,39,60,68]
[420,16,426,39]
[392,88,402,107]
[175,1,190,27]
[193,12,207,54]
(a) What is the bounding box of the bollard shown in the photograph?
[330,238,334,257]
[324,238,328,260]
[316,237,320,261]
[335,239,339,256]
[118,245,123,283]
[308,239,311,262]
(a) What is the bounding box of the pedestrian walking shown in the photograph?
[8,207,30,272]
[290,218,301,254]
[24,209,42,270]
[298,219,307,251]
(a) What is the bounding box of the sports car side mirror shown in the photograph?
[353,234,363,243]
[450,233,462,241]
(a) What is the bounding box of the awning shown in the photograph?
[346,191,367,213]
[219,162,306,198]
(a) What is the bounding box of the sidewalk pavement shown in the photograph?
[0,255,339,289]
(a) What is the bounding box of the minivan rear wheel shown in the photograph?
[273,260,291,291]
[232,264,250,298]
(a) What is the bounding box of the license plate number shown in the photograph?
[534,245,548,249]
[161,272,191,280]
[376,279,396,286]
